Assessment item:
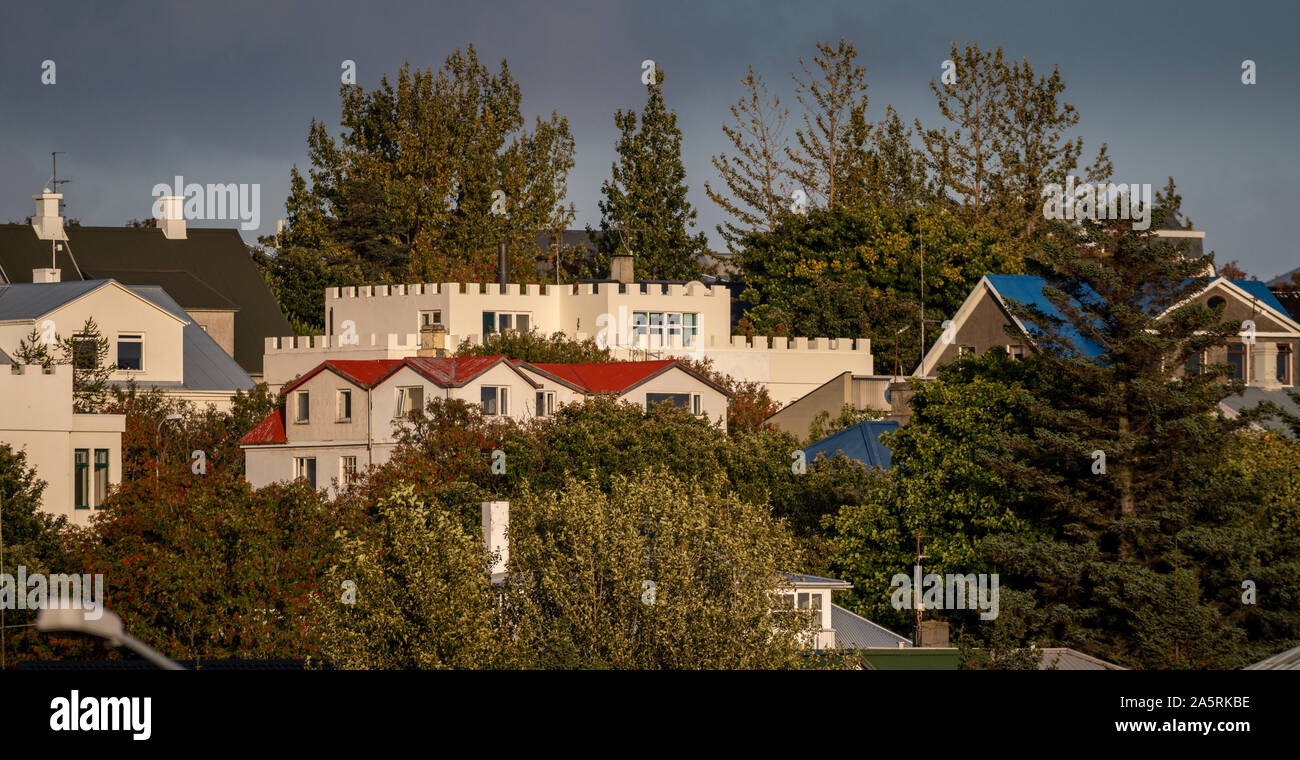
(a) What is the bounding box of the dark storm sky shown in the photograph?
[0,0,1296,279]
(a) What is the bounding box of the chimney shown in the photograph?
[482,500,509,582]
[30,189,67,242]
[155,195,187,240]
[417,323,448,357]
[611,253,634,284]
[916,620,950,648]
[32,268,61,283]
[498,241,509,287]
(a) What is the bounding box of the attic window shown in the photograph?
[116,334,143,371]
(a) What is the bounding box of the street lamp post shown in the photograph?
[36,607,185,670]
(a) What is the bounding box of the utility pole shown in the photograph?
[914,531,928,647]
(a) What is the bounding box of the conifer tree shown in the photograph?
[591,68,711,281]
[785,39,871,210]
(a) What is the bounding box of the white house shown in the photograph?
[0,277,255,411]
[0,351,125,525]
[241,355,730,495]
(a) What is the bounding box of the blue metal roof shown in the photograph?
[805,419,899,470]
[983,274,1108,359]
[1233,279,1291,317]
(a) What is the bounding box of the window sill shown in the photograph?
[74,505,89,510]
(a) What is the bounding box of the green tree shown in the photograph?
[591,68,711,280]
[0,444,73,666]
[263,48,576,331]
[502,471,822,669]
[735,205,1013,368]
[455,329,612,364]
[62,317,114,413]
[315,482,501,669]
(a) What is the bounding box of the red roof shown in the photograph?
[281,356,518,393]
[282,359,404,394]
[523,360,678,393]
[239,406,286,445]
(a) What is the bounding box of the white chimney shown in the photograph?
[32,268,61,283]
[30,189,67,241]
[155,195,187,240]
[482,500,509,581]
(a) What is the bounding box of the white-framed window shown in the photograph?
[481,386,509,416]
[1007,344,1025,360]
[336,389,352,422]
[116,333,144,371]
[482,311,531,335]
[535,390,556,417]
[395,386,424,417]
[294,391,310,424]
[340,456,358,483]
[1228,342,1247,381]
[646,392,692,411]
[1278,343,1293,385]
[692,393,701,416]
[632,311,699,347]
[294,457,317,488]
[418,310,442,330]
[958,345,975,357]
[74,449,110,509]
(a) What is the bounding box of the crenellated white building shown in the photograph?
[262,257,874,405]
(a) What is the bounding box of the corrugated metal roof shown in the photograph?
[0,280,108,320]
[1243,643,1300,670]
[282,356,514,395]
[1038,647,1126,670]
[523,359,678,393]
[1232,279,1292,317]
[126,285,254,392]
[240,407,287,445]
[805,420,899,470]
[830,604,912,649]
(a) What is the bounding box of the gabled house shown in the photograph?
[0,190,292,379]
[515,359,731,427]
[240,355,540,494]
[0,278,254,410]
[916,274,1300,390]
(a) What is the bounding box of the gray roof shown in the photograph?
[831,604,912,649]
[782,572,853,588]
[1243,643,1300,670]
[125,284,254,392]
[1038,647,1126,670]
[0,346,11,365]
[0,280,106,320]
[0,279,252,393]
[1219,386,1300,437]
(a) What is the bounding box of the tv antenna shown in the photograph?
[50,151,70,212]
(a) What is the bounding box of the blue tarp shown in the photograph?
[805,419,899,470]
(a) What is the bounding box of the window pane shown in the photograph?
[1228,344,1245,380]
[500,387,508,416]
[306,458,316,488]
[632,312,648,339]
[692,394,701,415]
[338,390,351,420]
[74,449,89,508]
[646,392,691,410]
[117,336,142,370]
[499,313,512,332]
[536,391,545,417]
[94,449,108,508]
[72,337,97,370]
[483,311,496,336]
[481,386,498,415]
[409,387,423,413]
[516,314,530,333]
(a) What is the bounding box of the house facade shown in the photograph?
[0,355,124,525]
[241,356,726,494]
[916,274,1300,389]
[0,278,255,411]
